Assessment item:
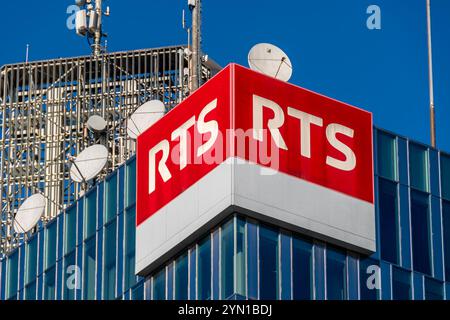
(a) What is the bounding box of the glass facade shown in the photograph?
[1,128,450,300]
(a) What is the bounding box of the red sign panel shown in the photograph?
[136,64,374,226]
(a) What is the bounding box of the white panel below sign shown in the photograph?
[136,157,375,276]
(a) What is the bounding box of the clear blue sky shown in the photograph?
[1,0,449,153]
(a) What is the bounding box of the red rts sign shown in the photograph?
[136,64,374,226]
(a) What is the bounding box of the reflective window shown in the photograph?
[103,221,117,299]
[85,190,97,239]
[25,281,36,300]
[247,221,258,300]
[425,278,443,300]
[167,263,174,300]
[175,253,188,300]
[131,282,144,300]
[359,258,379,300]
[105,174,117,223]
[126,159,136,206]
[410,190,431,275]
[198,236,211,300]
[65,205,77,255]
[63,251,76,300]
[26,237,38,284]
[124,207,136,291]
[392,267,411,300]
[378,178,399,264]
[45,222,57,270]
[236,218,246,296]
[377,131,397,181]
[409,143,429,192]
[326,246,347,300]
[212,229,219,299]
[189,248,196,299]
[292,237,313,300]
[152,268,166,300]
[443,200,450,280]
[43,266,56,300]
[6,250,18,299]
[441,154,450,201]
[259,225,279,300]
[83,237,96,300]
[221,219,234,299]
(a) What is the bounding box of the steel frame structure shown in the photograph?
[0,45,220,255]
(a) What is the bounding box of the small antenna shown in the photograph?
[25,44,30,63]
[74,0,110,56]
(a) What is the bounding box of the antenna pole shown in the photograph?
[25,44,30,63]
[93,0,103,57]
[190,0,201,92]
[426,0,436,147]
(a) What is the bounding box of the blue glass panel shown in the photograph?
[326,246,347,300]
[410,190,431,275]
[44,222,57,269]
[6,250,19,299]
[25,280,36,300]
[413,272,424,300]
[212,229,219,300]
[247,221,258,299]
[429,149,440,196]
[167,263,174,300]
[43,266,56,300]
[152,269,166,300]
[124,207,136,291]
[189,248,196,300]
[292,236,313,300]
[26,236,38,284]
[116,212,124,297]
[126,158,137,206]
[236,218,246,297]
[425,278,443,300]
[131,282,144,300]
[85,189,97,239]
[105,174,118,223]
[409,143,429,192]
[221,219,234,299]
[431,196,443,280]
[63,251,76,300]
[392,267,411,300]
[83,236,96,300]
[118,166,125,212]
[440,154,450,201]
[314,242,325,300]
[359,258,379,300]
[399,184,412,268]
[64,205,77,255]
[198,236,211,300]
[103,220,117,299]
[96,227,103,300]
[378,178,399,264]
[347,254,358,300]
[443,200,450,281]
[397,137,409,185]
[259,225,279,300]
[377,131,397,181]
[280,233,291,300]
[175,253,188,300]
[98,183,104,227]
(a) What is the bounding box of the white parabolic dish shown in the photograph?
[248,43,293,82]
[70,144,108,182]
[13,193,45,233]
[87,115,107,132]
[127,100,165,140]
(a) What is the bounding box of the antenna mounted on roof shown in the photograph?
[74,0,110,56]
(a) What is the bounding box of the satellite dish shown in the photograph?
[70,144,108,183]
[13,193,45,233]
[87,115,107,133]
[248,43,293,82]
[127,100,165,140]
